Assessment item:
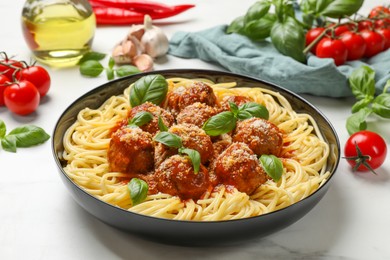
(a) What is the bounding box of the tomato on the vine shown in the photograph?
[369,6,390,18]
[0,74,10,106]
[344,131,387,174]
[316,37,348,66]
[360,29,385,57]
[0,58,23,81]
[376,28,390,49]
[374,18,390,29]
[3,80,40,115]
[16,65,51,97]
[340,31,366,60]
[305,27,325,54]
[358,20,374,31]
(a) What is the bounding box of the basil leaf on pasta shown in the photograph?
[128,178,148,206]
[130,74,168,107]
[202,111,237,136]
[154,132,182,148]
[179,147,201,174]
[259,154,283,182]
[158,116,169,132]
[128,111,153,128]
[239,102,269,120]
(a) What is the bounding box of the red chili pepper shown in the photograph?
[90,0,174,13]
[92,4,195,25]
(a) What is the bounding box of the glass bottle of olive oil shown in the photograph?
[21,0,96,68]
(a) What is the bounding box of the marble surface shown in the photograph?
[1,0,389,259]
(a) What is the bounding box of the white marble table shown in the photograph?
[1,1,389,259]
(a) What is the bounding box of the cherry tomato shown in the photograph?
[340,31,366,60]
[16,65,51,97]
[369,6,390,18]
[0,59,23,80]
[374,18,390,29]
[0,74,10,106]
[358,20,374,31]
[3,80,40,115]
[376,28,390,49]
[334,24,354,36]
[360,29,385,57]
[316,37,348,66]
[344,131,387,173]
[305,27,325,54]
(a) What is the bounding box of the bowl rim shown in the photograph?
[52,68,340,224]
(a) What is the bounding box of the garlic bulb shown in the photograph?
[141,15,169,58]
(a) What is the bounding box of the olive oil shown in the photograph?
[21,1,96,67]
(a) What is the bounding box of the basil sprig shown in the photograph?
[130,74,168,107]
[79,54,141,80]
[128,178,148,206]
[259,154,284,182]
[346,66,390,135]
[154,132,201,174]
[0,120,50,153]
[128,111,153,128]
[203,101,269,136]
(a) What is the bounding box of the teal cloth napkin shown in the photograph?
[168,25,390,98]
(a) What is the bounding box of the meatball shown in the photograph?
[176,102,218,128]
[213,142,267,195]
[233,117,283,156]
[165,82,218,116]
[128,102,174,135]
[155,155,213,200]
[219,95,253,111]
[108,127,154,173]
[154,124,214,167]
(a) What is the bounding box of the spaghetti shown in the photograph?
[62,77,330,221]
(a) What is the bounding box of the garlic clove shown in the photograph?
[132,54,154,72]
[141,15,169,58]
[127,25,145,41]
[127,35,145,56]
[112,42,133,65]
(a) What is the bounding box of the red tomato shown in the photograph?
[376,28,390,49]
[0,74,10,106]
[3,80,40,115]
[358,20,374,31]
[369,6,390,18]
[305,27,325,54]
[0,59,23,80]
[360,29,385,57]
[375,18,390,29]
[316,37,348,66]
[334,24,354,36]
[16,65,51,97]
[340,31,366,60]
[344,131,387,173]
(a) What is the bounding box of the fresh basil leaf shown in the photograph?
[351,98,372,113]
[321,0,364,18]
[130,74,168,107]
[237,110,253,120]
[1,135,16,153]
[348,65,376,100]
[202,111,237,136]
[179,148,201,174]
[106,68,114,81]
[78,51,106,64]
[154,132,182,148]
[270,17,306,63]
[259,154,283,182]
[158,116,169,132]
[229,101,239,115]
[128,178,148,206]
[244,13,276,41]
[108,57,115,69]
[227,16,246,34]
[346,107,372,135]
[0,119,6,139]
[79,60,104,77]
[128,111,153,128]
[300,0,317,14]
[372,93,390,118]
[239,102,269,119]
[244,1,271,24]
[315,0,333,13]
[115,65,141,78]
[7,125,50,148]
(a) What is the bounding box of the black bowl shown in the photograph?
[52,69,340,245]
